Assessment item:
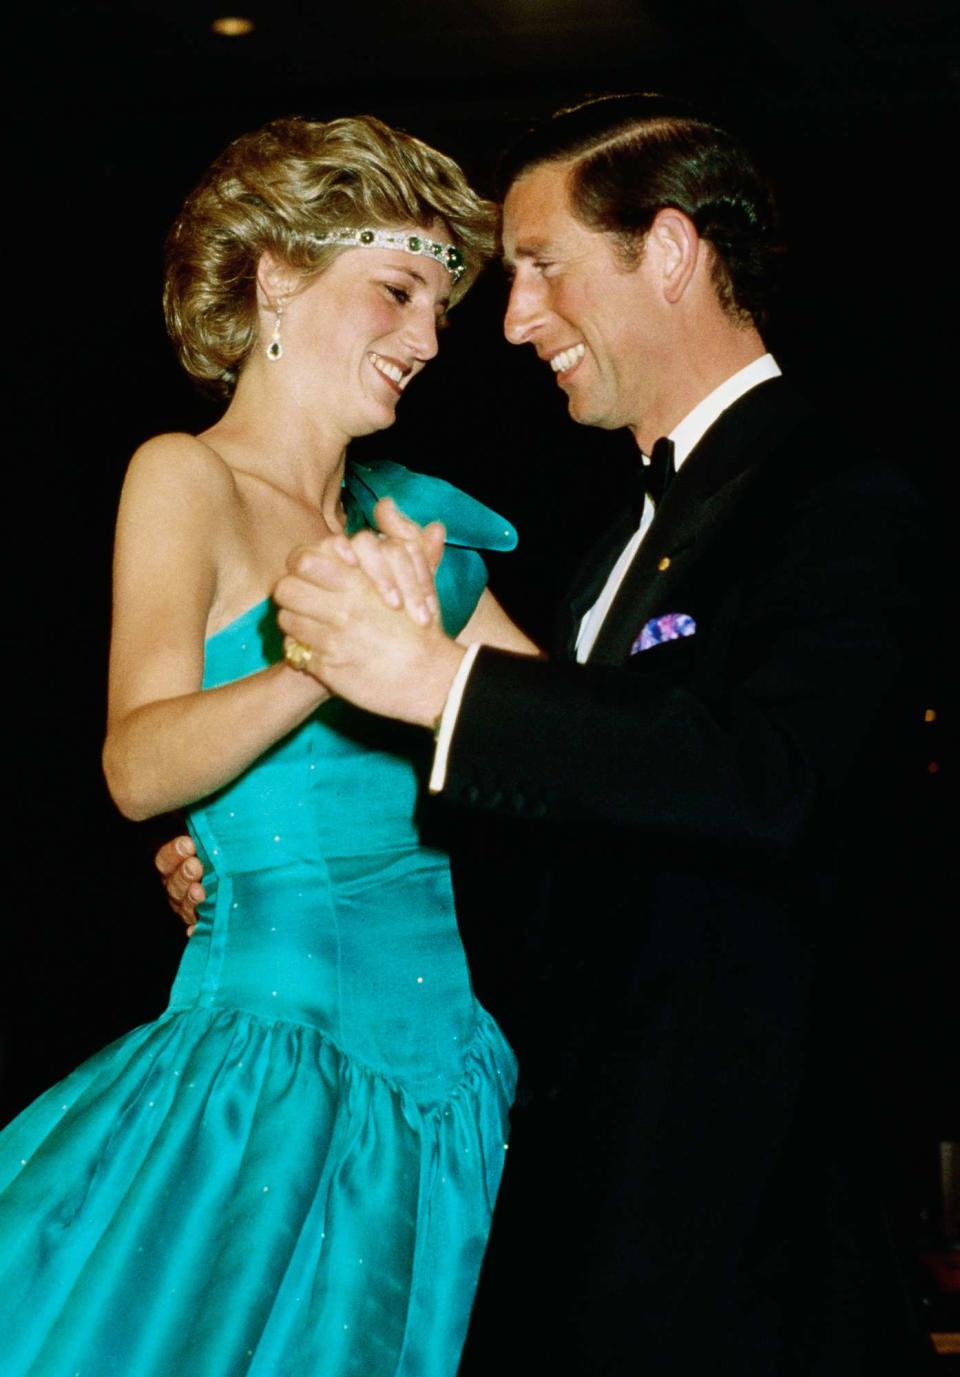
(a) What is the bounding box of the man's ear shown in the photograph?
[256,252,301,310]
[649,208,700,305]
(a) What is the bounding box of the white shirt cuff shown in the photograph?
[428,642,481,793]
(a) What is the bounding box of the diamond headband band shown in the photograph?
[309,228,465,284]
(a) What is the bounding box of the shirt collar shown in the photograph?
[665,353,782,471]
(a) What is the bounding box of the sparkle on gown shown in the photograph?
[0,460,519,1377]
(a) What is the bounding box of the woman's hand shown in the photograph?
[323,498,445,627]
[155,835,205,937]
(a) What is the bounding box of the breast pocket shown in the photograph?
[629,611,697,656]
[627,611,700,676]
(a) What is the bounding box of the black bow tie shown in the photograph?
[644,436,676,508]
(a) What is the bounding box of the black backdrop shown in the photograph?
[6,0,956,1283]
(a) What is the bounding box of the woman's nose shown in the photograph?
[406,307,440,361]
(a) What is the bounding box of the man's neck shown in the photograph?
[633,328,767,455]
[668,352,781,468]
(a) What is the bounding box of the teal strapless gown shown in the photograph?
[0,461,519,1377]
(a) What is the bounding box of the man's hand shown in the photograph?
[155,835,205,936]
[275,536,465,727]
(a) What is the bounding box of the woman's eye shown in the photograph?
[385,284,411,305]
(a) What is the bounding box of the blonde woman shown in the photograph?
[0,115,535,1376]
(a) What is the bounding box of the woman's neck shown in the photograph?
[201,372,349,527]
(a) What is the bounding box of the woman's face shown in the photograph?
[272,234,451,441]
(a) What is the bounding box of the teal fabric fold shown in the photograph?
[345,459,517,636]
[346,459,517,552]
[344,459,517,640]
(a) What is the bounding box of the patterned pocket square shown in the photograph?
[631,612,697,655]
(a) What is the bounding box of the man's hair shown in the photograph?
[164,115,496,395]
[499,94,782,329]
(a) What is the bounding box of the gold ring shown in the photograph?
[284,638,314,672]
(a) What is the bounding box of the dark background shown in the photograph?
[6,0,957,1333]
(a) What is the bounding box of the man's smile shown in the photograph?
[547,342,586,377]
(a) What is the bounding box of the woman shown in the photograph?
[0,115,535,1376]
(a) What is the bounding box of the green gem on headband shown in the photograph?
[310,228,466,284]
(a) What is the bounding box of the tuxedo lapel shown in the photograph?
[556,506,637,659]
[585,379,812,666]
[586,464,755,665]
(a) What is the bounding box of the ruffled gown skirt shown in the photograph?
[0,840,515,1376]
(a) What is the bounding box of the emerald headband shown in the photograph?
[309,227,465,284]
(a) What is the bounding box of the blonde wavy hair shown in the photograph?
[164,115,497,394]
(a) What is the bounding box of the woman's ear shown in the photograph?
[649,208,700,305]
[256,252,300,310]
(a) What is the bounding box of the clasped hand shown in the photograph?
[274,496,466,728]
[292,495,445,628]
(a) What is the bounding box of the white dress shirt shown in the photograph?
[430,353,782,791]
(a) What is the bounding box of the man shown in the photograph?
[163,96,931,1372]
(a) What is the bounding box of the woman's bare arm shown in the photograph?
[456,589,542,656]
[103,435,327,821]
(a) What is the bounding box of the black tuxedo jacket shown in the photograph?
[451,380,933,1375]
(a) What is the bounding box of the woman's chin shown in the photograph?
[358,404,401,438]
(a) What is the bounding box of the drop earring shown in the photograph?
[266,298,285,361]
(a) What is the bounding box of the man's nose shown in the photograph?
[503,277,542,346]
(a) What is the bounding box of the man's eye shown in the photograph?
[385,284,411,305]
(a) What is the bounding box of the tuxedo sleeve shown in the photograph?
[439,464,926,855]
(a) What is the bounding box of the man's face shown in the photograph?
[502,161,670,446]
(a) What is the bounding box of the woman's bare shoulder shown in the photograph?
[123,432,241,509]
